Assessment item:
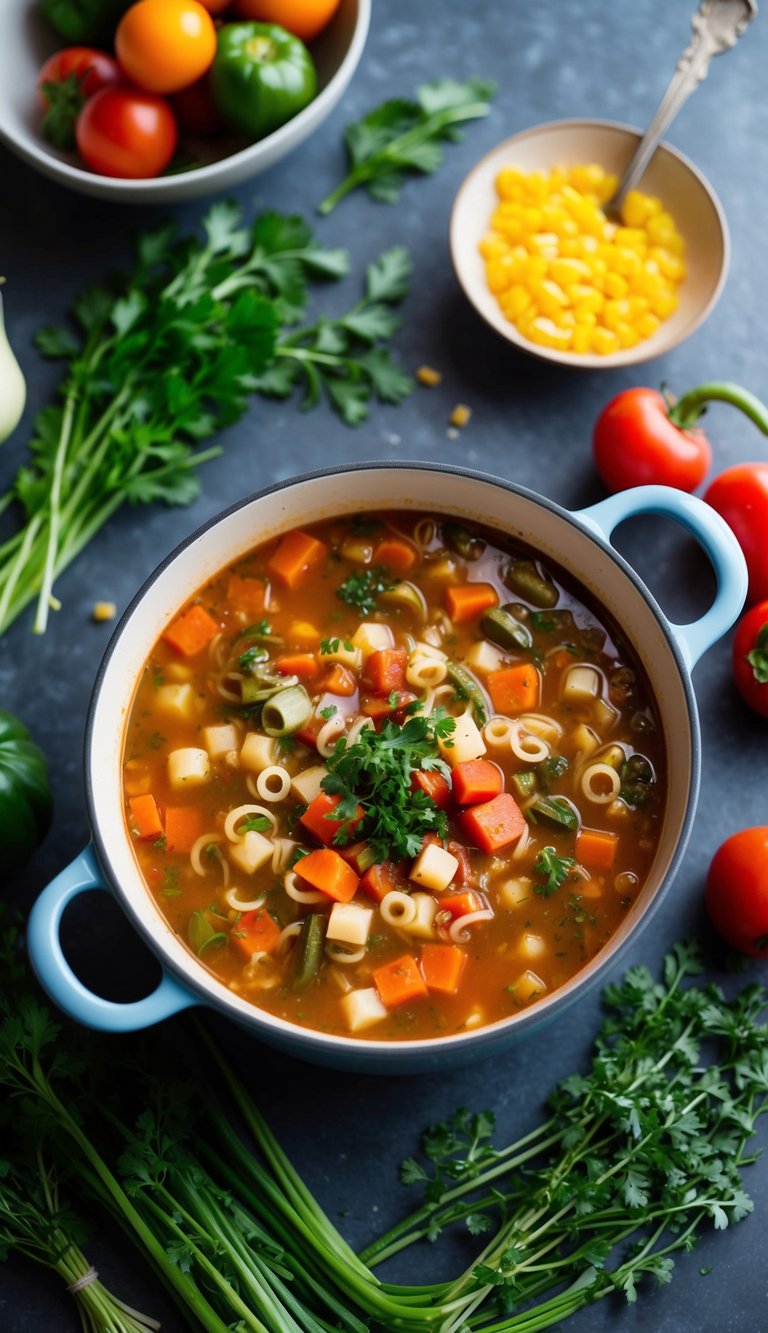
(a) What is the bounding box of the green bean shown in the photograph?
[528,796,579,831]
[505,559,559,608]
[262,684,312,736]
[442,521,485,560]
[292,913,327,990]
[188,911,227,956]
[446,663,488,725]
[482,605,533,651]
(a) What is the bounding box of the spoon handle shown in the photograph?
[610,0,757,215]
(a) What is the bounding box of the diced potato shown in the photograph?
[599,744,626,770]
[155,683,196,721]
[561,665,600,703]
[164,662,192,683]
[464,640,505,674]
[400,892,438,939]
[593,697,618,731]
[240,732,277,774]
[410,844,459,893]
[289,620,320,645]
[319,641,363,671]
[517,931,547,961]
[341,536,374,565]
[440,713,486,765]
[123,760,151,797]
[352,622,395,661]
[499,876,532,909]
[290,764,328,804]
[510,969,547,1002]
[168,747,210,788]
[341,987,389,1032]
[571,723,599,756]
[327,903,373,947]
[228,830,273,875]
[204,724,239,760]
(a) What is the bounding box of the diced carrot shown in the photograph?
[443,582,499,624]
[410,770,451,809]
[319,664,358,696]
[226,574,268,616]
[487,664,542,714]
[128,794,163,840]
[231,908,281,957]
[267,531,326,589]
[440,890,484,919]
[447,840,473,886]
[359,860,400,904]
[460,793,526,854]
[451,759,503,806]
[373,536,418,575]
[420,943,467,995]
[338,841,374,875]
[361,690,417,719]
[162,604,219,657]
[297,848,359,903]
[300,792,364,846]
[164,806,204,854]
[364,648,408,694]
[288,619,321,646]
[373,954,428,1008]
[274,653,319,681]
[576,827,618,872]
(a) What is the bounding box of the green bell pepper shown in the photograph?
[0,711,52,873]
[42,0,131,46]
[210,23,317,141]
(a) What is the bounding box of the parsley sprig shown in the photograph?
[321,711,455,858]
[533,845,576,896]
[336,564,394,614]
[0,205,411,636]
[319,78,497,213]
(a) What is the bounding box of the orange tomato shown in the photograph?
[197,0,232,11]
[116,0,217,95]
[231,0,341,43]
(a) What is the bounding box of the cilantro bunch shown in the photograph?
[321,709,456,858]
[0,203,412,637]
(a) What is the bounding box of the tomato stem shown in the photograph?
[667,381,768,434]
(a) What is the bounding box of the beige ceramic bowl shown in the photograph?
[450,118,730,369]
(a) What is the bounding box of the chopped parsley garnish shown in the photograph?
[239,645,269,670]
[533,846,576,897]
[319,637,354,655]
[319,705,338,720]
[239,619,272,639]
[336,565,393,614]
[321,710,455,859]
[538,754,568,792]
[240,815,273,834]
[147,731,166,751]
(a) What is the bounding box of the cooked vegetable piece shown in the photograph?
[318,664,358,696]
[575,826,618,871]
[128,793,163,840]
[444,582,498,624]
[275,652,319,680]
[188,909,227,955]
[359,859,400,903]
[482,605,533,651]
[163,604,219,657]
[373,953,428,1008]
[231,907,281,956]
[300,792,364,846]
[440,889,484,918]
[262,684,312,736]
[451,759,503,805]
[267,531,326,589]
[297,848,359,902]
[364,649,408,693]
[487,663,541,713]
[459,793,525,853]
[227,574,268,614]
[164,806,204,854]
[442,522,485,560]
[419,943,467,995]
[292,912,327,989]
[533,846,576,896]
[446,663,488,724]
[373,536,417,575]
[529,796,579,831]
[504,559,558,607]
[410,769,451,808]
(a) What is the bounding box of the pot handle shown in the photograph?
[574,484,748,670]
[27,844,200,1032]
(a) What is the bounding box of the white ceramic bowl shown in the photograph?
[27,464,747,1072]
[0,0,370,203]
[450,118,730,369]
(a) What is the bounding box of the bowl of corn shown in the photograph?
[450,118,729,368]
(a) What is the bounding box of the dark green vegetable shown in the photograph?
[530,608,574,633]
[318,78,496,214]
[504,558,559,608]
[620,753,655,807]
[511,770,536,799]
[292,912,327,990]
[528,795,579,831]
[42,0,129,45]
[538,753,569,791]
[0,711,52,873]
[188,910,227,956]
[442,521,485,560]
[446,663,488,725]
[211,23,317,140]
[482,605,533,651]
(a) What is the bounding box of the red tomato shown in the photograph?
[76,88,178,178]
[706,828,768,958]
[116,0,217,95]
[592,388,711,494]
[731,600,768,717]
[704,464,768,606]
[37,48,122,107]
[232,0,341,42]
[171,75,222,135]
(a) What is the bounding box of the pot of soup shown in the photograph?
[28,464,747,1071]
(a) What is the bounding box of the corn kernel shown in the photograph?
[603,271,628,299]
[531,278,569,315]
[92,601,116,622]
[550,257,591,285]
[449,404,472,428]
[591,327,620,356]
[416,365,442,387]
[636,312,661,339]
[528,316,573,349]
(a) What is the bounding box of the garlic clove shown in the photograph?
[0,286,26,443]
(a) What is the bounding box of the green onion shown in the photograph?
[262,684,312,736]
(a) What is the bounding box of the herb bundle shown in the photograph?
[0,204,412,638]
[0,938,765,1332]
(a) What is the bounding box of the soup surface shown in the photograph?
[122,511,665,1041]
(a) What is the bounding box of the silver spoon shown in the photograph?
[608,0,758,217]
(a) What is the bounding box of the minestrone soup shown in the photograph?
[122,512,665,1040]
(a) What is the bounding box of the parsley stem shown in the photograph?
[33,383,79,634]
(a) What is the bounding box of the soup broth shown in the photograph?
[122,511,665,1041]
